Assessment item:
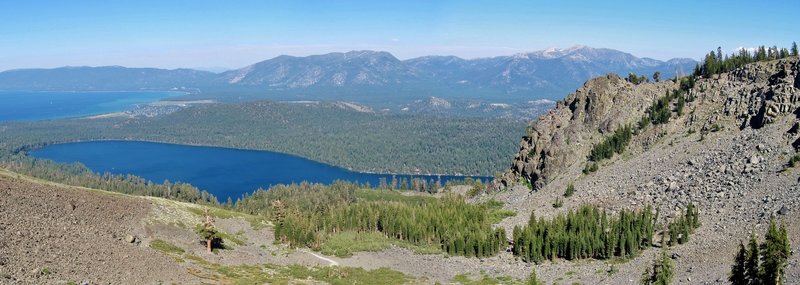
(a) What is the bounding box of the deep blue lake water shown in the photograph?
[0,91,179,121]
[30,141,488,201]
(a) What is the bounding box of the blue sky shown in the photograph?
[0,0,797,71]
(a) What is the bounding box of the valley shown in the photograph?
[2,2,799,283]
[2,49,799,284]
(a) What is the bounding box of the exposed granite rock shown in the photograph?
[500,58,800,191]
[500,74,674,189]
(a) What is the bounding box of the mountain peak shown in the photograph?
[563,45,591,52]
[0,46,698,98]
[526,45,598,59]
[340,50,398,61]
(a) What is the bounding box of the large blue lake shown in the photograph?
[30,141,488,201]
[0,91,179,121]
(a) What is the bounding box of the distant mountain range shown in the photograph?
[0,46,697,100]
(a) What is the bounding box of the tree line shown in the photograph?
[584,124,632,174]
[695,42,798,78]
[0,151,219,205]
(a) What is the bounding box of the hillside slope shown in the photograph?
[0,170,424,284]
[501,57,800,190]
[0,170,195,284]
[492,57,800,283]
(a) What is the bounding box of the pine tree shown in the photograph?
[746,233,762,283]
[729,241,748,285]
[526,267,543,285]
[641,249,674,285]
[730,221,792,285]
[679,219,690,244]
[668,222,678,246]
[196,208,221,253]
[792,42,799,57]
[762,217,791,284]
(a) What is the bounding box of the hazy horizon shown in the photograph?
[1,0,798,71]
[0,45,701,73]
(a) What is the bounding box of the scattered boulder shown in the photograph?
[125,235,137,244]
[749,155,761,164]
[778,205,789,215]
[667,182,679,192]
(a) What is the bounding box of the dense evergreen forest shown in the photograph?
[513,203,698,264]
[0,101,526,176]
[512,205,655,263]
[232,181,511,258]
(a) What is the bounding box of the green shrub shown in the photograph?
[552,198,563,208]
[150,239,185,255]
[564,184,575,198]
[787,154,800,168]
[583,163,599,174]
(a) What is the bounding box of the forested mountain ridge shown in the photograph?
[217,51,418,86]
[0,46,696,100]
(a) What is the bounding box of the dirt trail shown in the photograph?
[302,250,340,266]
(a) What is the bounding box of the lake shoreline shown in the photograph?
[24,139,493,178]
[30,140,492,200]
[0,90,185,122]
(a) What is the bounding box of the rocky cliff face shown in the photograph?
[500,57,800,190]
[717,59,800,130]
[499,73,675,189]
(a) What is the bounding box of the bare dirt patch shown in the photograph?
[0,172,197,284]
